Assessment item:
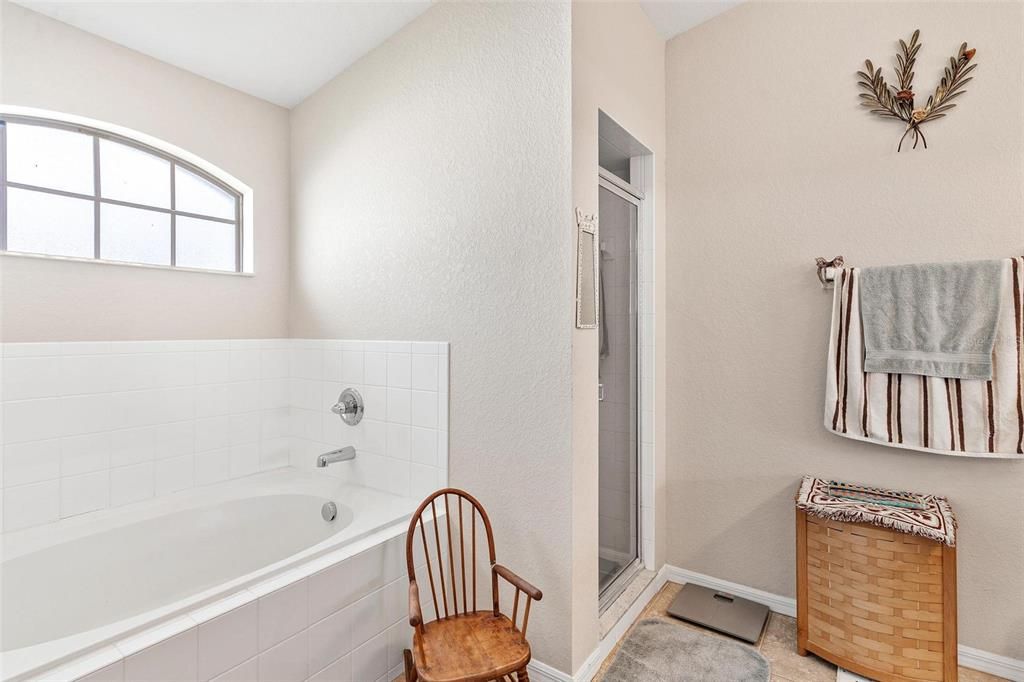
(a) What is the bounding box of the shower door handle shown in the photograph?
[598,383,605,402]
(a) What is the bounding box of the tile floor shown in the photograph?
[594,581,1008,682]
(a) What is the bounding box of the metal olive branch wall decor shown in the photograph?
[857,30,977,152]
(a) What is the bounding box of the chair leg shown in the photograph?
[404,649,418,681]
[517,668,530,682]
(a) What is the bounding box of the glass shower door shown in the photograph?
[597,178,640,607]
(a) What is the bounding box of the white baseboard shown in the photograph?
[958,644,1024,681]
[530,564,1024,682]
[526,657,573,682]
[661,565,797,618]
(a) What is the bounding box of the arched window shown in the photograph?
[0,114,245,273]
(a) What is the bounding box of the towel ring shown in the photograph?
[815,256,844,289]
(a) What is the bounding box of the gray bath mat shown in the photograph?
[602,618,770,682]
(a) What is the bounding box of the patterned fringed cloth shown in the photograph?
[796,476,957,546]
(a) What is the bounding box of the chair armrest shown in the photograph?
[493,564,543,601]
[409,580,423,627]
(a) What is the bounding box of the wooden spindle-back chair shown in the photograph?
[403,488,543,682]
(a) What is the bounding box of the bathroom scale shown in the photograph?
[666,583,769,644]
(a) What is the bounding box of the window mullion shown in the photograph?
[1,121,8,252]
[170,161,176,267]
[93,136,101,260]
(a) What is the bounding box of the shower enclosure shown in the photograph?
[597,171,641,609]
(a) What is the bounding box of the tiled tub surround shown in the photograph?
[0,339,449,532]
[0,468,426,681]
[288,339,449,502]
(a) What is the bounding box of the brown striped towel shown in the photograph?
[824,258,1024,458]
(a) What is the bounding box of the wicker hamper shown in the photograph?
[795,478,958,682]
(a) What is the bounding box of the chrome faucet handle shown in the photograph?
[331,388,364,425]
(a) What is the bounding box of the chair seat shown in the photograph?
[412,611,531,682]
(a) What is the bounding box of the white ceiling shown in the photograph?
[13,1,433,108]
[639,1,741,40]
[14,1,736,109]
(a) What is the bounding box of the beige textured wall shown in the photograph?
[289,2,575,670]
[571,1,665,671]
[0,2,290,341]
[666,1,1024,658]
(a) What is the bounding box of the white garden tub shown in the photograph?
[0,469,418,680]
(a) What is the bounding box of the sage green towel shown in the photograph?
[859,259,1004,380]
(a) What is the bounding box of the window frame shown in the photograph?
[0,113,246,273]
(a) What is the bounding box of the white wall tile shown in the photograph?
[75,660,124,682]
[123,628,197,682]
[386,354,411,389]
[258,579,308,651]
[260,348,291,381]
[409,464,439,501]
[323,351,344,383]
[195,417,230,454]
[62,471,109,517]
[228,412,261,446]
[360,386,388,422]
[156,422,194,459]
[4,439,60,486]
[307,605,353,675]
[155,455,194,496]
[4,480,59,530]
[386,622,411,674]
[260,438,291,471]
[3,357,63,400]
[195,351,230,385]
[385,424,410,461]
[363,352,387,387]
[197,602,258,682]
[409,428,437,467]
[350,631,388,682]
[409,355,437,392]
[209,657,258,682]
[385,390,410,425]
[196,449,232,486]
[3,398,61,444]
[258,630,307,682]
[61,394,115,436]
[383,458,410,497]
[309,654,351,682]
[229,349,261,382]
[261,379,290,410]
[230,443,260,478]
[362,420,386,455]
[290,347,323,381]
[110,462,155,507]
[0,339,448,531]
[340,352,363,384]
[410,391,437,429]
[110,427,157,468]
[61,432,111,476]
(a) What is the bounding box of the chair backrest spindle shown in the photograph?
[406,488,498,627]
[444,494,458,615]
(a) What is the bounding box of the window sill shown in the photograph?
[0,250,255,277]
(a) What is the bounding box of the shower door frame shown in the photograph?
[596,169,645,613]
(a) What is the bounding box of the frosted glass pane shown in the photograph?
[175,166,235,220]
[100,204,170,266]
[100,139,170,208]
[6,188,95,258]
[6,123,94,195]
[175,216,236,271]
